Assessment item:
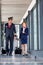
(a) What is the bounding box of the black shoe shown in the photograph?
[6,53,9,56]
[9,53,12,56]
[23,55,25,56]
[25,54,28,56]
[22,54,25,56]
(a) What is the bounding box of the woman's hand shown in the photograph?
[14,36,17,40]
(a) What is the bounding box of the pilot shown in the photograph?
[4,17,16,56]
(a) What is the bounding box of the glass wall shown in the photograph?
[30,10,34,50]
[27,13,30,51]
[37,0,43,50]
[37,0,40,50]
[25,13,30,51]
[30,5,38,50]
[29,0,43,50]
[0,0,1,49]
[25,6,38,50]
[33,7,37,50]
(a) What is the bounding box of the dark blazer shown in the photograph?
[20,28,29,44]
[5,23,16,38]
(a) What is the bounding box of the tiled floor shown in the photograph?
[0,51,43,65]
[0,63,43,65]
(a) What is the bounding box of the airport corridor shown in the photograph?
[0,0,43,65]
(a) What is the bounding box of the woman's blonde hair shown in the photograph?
[22,21,27,26]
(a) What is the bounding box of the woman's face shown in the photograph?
[22,23,26,28]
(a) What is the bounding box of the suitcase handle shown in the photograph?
[16,38,20,41]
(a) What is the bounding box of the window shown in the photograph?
[33,7,37,50]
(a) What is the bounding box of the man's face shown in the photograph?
[8,19,13,24]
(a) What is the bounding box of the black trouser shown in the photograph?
[6,36,14,54]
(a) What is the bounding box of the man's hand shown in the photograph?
[14,33,17,40]
[4,33,6,37]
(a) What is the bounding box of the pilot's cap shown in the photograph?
[8,17,13,20]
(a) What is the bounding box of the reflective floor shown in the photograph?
[0,51,43,65]
[0,63,43,65]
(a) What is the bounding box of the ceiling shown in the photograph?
[1,0,32,24]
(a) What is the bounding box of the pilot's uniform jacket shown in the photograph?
[5,23,16,54]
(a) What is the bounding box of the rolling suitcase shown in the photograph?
[15,38,22,54]
[1,35,7,54]
[15,47,22,54]
[1,48,6,54]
